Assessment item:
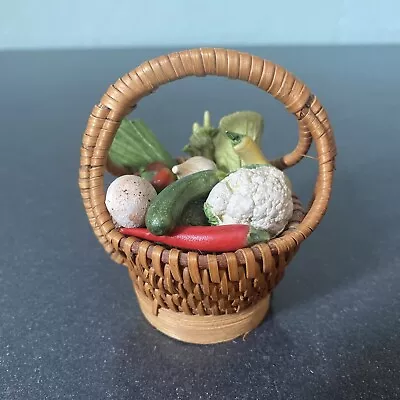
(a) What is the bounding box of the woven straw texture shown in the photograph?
[79,48,336,341]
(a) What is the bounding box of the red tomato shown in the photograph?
[152,167,176,192]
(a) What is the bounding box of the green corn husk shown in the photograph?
[213,111,264,172]
[108,119,175,170]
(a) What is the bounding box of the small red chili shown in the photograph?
[119,225,270,252]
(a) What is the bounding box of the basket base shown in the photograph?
[134,287,270,344]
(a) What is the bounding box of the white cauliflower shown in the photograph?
[204,166,293,237]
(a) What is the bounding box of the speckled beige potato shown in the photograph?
[105,175,157,228]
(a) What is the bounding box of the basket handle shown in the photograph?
[79,48,336,263]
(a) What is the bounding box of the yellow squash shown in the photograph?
[226,131,292,191]
[225,131,270,165]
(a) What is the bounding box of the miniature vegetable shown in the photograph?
[182,111,218,160]
[204,165,293,237]
[108,119,175,171]
[172,156,217,179]
[183,111,264,172]
[226,131,292,190]
[120,225,270,252]
[105,175,157,228]
[213,111,264,172]
[150,167,176,192]
[145,169,224,236]
[143,161,171,172]
[140,166,176,192]
[225,131,269,165]
[178,197,209,226]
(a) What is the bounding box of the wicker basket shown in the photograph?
[79,48,336,344]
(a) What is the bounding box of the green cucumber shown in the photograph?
[178,197,209,226]
[145,170,223,235]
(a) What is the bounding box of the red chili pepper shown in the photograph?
[119,225,270,252]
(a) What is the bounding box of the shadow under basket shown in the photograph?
[79,48,336,344]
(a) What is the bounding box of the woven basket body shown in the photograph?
[79,48,336,344]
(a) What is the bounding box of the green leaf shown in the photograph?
[213,111,264,172]
[108,119,175,170]
[204,202,220,226]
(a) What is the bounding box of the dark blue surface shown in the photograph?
[0,46,399,399]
